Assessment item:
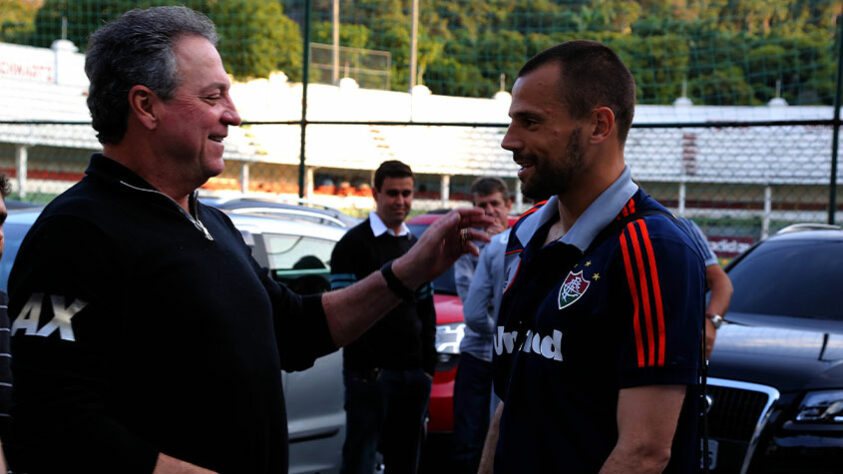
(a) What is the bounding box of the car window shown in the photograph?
[262,233,334,271]
[261,233,337,295]
[0,222,32,292]
[728,239,843,321]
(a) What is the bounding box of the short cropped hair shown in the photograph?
[0,174,9,198]
[519,40,636,144]
[85,6,218,144]
[470,177,510,204]
[373,160,414,190]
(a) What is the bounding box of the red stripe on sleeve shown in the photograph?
[637,220,666,366]
[619,230,646,368]
[628,221,656,367]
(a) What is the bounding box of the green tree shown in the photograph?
[311,21,371,49]
[0,0,40,42]
[692,65,758,105]
[207,0,302,81]
[620,34,690,104]
[25,0,300,80]
[476,29,526,95]
[29,0,138,48]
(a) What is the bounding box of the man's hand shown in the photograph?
[704,317,717,359]
[153,453,217,474]
[704,263,732,360]
[393,208,492,289]
[486,221,506,236]
[322,208,491,348]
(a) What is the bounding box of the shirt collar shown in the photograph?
[369,210,410,237]
[515,165,638,252]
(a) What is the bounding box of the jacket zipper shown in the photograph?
[119,181,214,241]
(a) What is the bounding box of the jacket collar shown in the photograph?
[85,153,201,216]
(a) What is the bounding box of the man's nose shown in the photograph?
[223,97,242,126]
[501,125,519,151]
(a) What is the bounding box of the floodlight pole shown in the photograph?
[409,0,419,91]
[830,14,843,225]
[332,0,340,85]
[299,0,312,199]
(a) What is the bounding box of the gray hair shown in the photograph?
[85,6,218,144]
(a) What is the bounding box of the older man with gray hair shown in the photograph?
[6,7,489,474]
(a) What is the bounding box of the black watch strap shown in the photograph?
[380,260,416,303]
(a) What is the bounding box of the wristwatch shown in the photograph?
[380,260,417,303]
[706,313,724,330]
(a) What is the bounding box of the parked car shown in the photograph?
[407,211,517,435]
[202,196,361,228]
[0,203,351,474]
[705,223,843,474]
[407,212,466,434]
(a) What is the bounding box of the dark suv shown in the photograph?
[705,224,843,473]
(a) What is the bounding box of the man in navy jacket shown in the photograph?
[480,41,705,474]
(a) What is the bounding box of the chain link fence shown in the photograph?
[0,0,841,259]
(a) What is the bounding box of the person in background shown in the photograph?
[0,174,10,473]
[451,177,512,474]
[678,217,733,359]
[330,160,436,474]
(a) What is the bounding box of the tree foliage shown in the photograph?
[16,0,301,81]
[302,0,839,105]
[5,0,842,105]
[0,0,40,42]
[209,0,302,81]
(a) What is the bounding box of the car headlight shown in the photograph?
[795,390,843,423]
[435,323,465,355]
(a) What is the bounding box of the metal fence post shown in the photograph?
[299,0,312,200]
[829,14,843,225]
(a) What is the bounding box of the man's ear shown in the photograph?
[588,106,615,145]
[128,85,159,131]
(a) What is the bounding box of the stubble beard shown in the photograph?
[521,127,585,201]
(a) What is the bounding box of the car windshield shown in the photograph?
[728,238,843,321]
[408,223,457,295]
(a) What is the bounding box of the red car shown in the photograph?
[407,212,465,433]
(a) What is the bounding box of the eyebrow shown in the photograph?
[510,110,542,120]
[201,82,230,94]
